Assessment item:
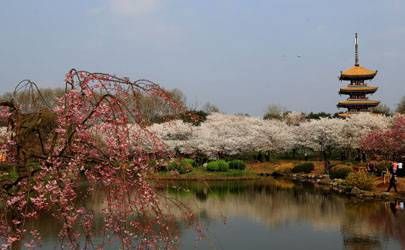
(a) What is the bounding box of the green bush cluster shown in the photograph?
[168,159,194,174]
[291,162,314,173]
[228,160,246,170]
[206,160,229,172]
[182,158,197,167]
[346,172,374,191]
[329,165,353,179]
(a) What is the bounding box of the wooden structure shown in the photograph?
[337,33,380,117]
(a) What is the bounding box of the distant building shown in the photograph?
[337,33,379,117]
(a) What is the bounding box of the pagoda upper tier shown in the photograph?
[339,65,377,80]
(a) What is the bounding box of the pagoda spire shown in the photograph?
[355,33,359,66]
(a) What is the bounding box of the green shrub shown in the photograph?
[168,160,193,174]
[291,162,314,173]
[329,165,353,179]
[181,158,197,168]
[177,164,193,174]
[206,163,218,172]
[346,172,374,191]
[228,160,246,170]
[207,160,229,172]
[168,161,177,171]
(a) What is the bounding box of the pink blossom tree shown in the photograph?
[0,69,192,249]
[338,113,391,160]
[361,114,405,161]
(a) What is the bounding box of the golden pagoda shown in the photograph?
[337,33,379,117]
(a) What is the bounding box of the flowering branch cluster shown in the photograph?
[361,114,405,160]
[0,69,188,249]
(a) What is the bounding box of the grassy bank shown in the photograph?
[150,167,258,181]
[152,159,405,199]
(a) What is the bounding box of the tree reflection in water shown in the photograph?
[20,179,405,249]
[160,179,405,250]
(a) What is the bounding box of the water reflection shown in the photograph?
[158,179,404,250]
[22,179,405,249]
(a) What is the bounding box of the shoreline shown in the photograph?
[285,172,405,202]
[149,176,259,181]
[149,170,405,202]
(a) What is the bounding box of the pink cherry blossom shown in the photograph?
[0,69,191,249]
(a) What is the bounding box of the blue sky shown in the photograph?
[0,0,404,115]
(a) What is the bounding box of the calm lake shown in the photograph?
[30,179,405,249]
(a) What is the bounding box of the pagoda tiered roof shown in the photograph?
[339,85,378,94]
[337,99,380,108]
[339,65,377,80]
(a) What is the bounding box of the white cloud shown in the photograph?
[109,0,161,16]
